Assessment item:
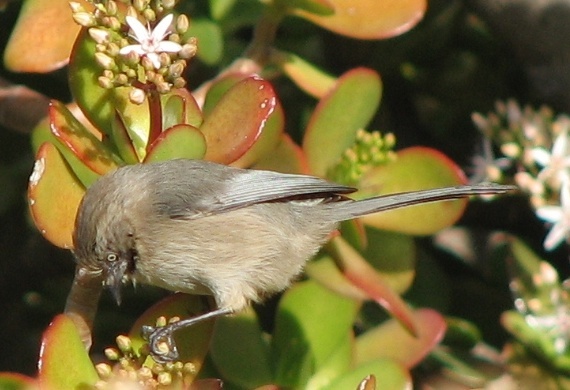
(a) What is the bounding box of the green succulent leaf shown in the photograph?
[210,308,273,388]
[303,68,382,177]
[144,124,207,163]
[323,359,411,390]
[38,315,98,390]
[271,280,359,388]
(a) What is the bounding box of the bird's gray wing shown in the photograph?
[147,160,356,219]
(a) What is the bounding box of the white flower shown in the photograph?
[119,14,182,69]
[537,180,570,250]
[531,126,570,186]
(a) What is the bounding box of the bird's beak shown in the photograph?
[104,260,128,306]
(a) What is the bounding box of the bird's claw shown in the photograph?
[142,324,180,363]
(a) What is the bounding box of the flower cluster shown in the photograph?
[70,0,197,103]
[327,129,396,186]
[474,99,570,250]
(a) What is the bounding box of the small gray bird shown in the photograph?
[67,159,514,361]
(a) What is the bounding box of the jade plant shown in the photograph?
[0,0,517,389]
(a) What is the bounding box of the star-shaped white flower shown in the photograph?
[531,126,570,185]
[119,14,182,69]
[537,179,570,250]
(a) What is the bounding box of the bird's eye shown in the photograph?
[106,253,118,262]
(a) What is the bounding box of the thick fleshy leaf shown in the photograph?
[305,335,353,389]
[49,100,121,175]
[210,308,272,388]
[129,293,216,372]
[28,143,86,249]
[110,111,140,164]
[354,309,447,368]
[231,102,284,168]
[202,74,246,116]
[38,315,98,389]
[357,146,468,235]
[292,0,427,40]
[274,51,336,98]
[327,237,417,336]
[323,359,411,390]
[306,254,369,301]
[360,228,416,294]
[3,0,87,72]
[271,280,359,388]
[252,134,310,174]
[145,124,207,163]
[0,373,36,390]
[31,114,100,188]
[201,77,277,164]
[303,68,382,177]
[164,89,203,130]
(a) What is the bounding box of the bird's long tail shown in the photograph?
[328,183,516,221]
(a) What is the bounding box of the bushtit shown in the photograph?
[67,158,514,361]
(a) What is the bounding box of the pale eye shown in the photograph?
[106,253,118,262]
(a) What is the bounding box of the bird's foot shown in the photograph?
[142,323,180,363]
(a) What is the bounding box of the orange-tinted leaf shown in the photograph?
[303,68,382,177]
[28,143,86,249]
[355,309,447,368]
[38,315,98,389]
[129,293,216,373]
[252,134,310,174]
[4,0,89,72]
[357,146,468,235]
[231,101,284,168]
[292,0,427,40]
[0,373,36,390]
[202,74,247,116]
[327,236,418,336]
[145,124,207,163]
[201,77,276,164]
[49,100,121,175]
[274,51,336,98]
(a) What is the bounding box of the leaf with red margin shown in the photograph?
[38,315,98,389]
[163,90,203,130]
[28,143,86,249]
[129,293,216,374]
[292,0,427,40]
[354,309,447,368]
[110,111,139,164]
[49,100,121,175]
[356,146,468,235]
[303,68,382,177]
[252,134,310,174]
[326,236,418,336]
[4,0,90,72]
[145,124,207,163]
[201,77,276,164]
[0,372,36,390]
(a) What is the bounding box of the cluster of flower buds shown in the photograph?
[328,129,396,186]
[70,0,198,103]
[473,100,570,250]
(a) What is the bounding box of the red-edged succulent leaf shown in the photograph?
[202,74,247,116]
[201,77,277,164]
[273,51,336,98]
[4,0,89,72]
[231,101,284,168]
[0,372,36,390]
[327,237,418,336]
[28,143,86,249]
[49,100,121,175]
[210,309,272,389]
[303,68,382,177]
[38,315,98,389]
[357,146,468,235]
[271,280,359,387]
[145,124,207,163]
[252,134,310,174]
[110,111,140,164]
[291,0,427,40]
[325,360,411,390]
[164,89,203,130]
[129,293,216,372]
[354,309,447,368]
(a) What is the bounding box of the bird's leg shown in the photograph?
[142,307,232,362]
